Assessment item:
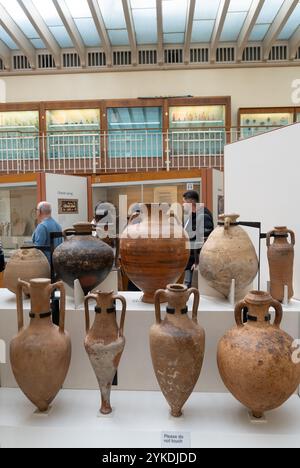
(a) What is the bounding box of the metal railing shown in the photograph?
[0,125,287,174]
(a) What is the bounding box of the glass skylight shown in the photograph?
[256,0,285,24]
[98,0,126,30]
[278,3,300,40]
[162,0,188,34]
[228,0,253,12]
[132,8,157,44]
[0,0,297,53]
[194,0,220,20]
[164,33,185,44]
[130,0,156,8]
[64,0,92,18]
[249,24,271,41]
[31,0,63,27]
[0,0,40,39]
[0,25,18,49]
[220,12,248,42]
[74,18,101,47]
[191,20,215,43]
[30,38,46,49]
[108,30,129,46]
[49,26,73,48]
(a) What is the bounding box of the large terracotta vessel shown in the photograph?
[217,291,300,419]
[199,214,258,299]
[120,204,189,303]
[150,284,205,417]
[4,248,50,295]
[10,279,71,412]
[267,226,295,303]
[84,291,126,414]
[53,222,114,295]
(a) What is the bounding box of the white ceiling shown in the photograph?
[0,0,299,71]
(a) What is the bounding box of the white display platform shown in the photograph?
[0,388,299,448]
[1,289,300,394]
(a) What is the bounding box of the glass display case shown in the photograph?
[0,185,37,257]
[46,108,101,159]
[107,107,163,159]
[93,179,202,232]
[0,111,39,161]
[169,105,226,157]
[239,110,294,138]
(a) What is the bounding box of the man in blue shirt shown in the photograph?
[32,202,62,264]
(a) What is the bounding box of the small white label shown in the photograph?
[186,183,194,191]
[161,431,191,448]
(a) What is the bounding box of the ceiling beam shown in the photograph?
[156,0,163,66]
[210,0,230,63]
[0,39,11,70]
[290,25,300,59]
[263,0,299,61]
[237,0,265,62]
[87,0,112,67]
[184,0,196,64]
[122,0,137,66]
[18,0,61,68]
[0,3,36,68]
[53,0,86,67]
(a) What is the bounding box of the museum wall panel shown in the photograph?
[1,67,299,126]
[225,123,300,300]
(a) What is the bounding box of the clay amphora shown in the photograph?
[150,284,205,417]
[199,214,258,299]
[120,204,189,303]
[53,222,114,295]
[84,291,126,414]
[267,226,295,302]
[217,291,300,418]
[4,248,50,295]
[10,279,71,412]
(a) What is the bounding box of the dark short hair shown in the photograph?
[183,190,200,203]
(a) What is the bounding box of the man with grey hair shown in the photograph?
[32,201,62,263]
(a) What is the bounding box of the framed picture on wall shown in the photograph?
[58,199,79,214]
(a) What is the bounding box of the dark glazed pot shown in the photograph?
[53,222,114,295]
[217,291,300,419]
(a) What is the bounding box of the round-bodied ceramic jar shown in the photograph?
[120,204,189,303]
[199,214,259,300]
[217,291,300,418]
[4,248,50,295]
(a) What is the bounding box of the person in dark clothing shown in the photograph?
[0,242,4,273]
[183,190,214,288]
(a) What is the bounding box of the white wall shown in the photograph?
[212,169,224,227]
[224,123,300,299]
[45,173,88,230]
[2,66,300,125]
